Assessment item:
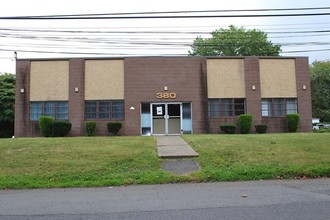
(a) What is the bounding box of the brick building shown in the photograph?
[15,56,312,137]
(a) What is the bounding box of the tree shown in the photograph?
[189,25,281,56]
[310,61,330,122]
[0,73,15,138]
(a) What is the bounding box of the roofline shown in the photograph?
[17,55,309,62]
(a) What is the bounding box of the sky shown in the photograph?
[0,0,329,73]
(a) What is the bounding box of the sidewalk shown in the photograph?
[156,136,199,158]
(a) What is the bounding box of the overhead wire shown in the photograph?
[0,6,329,57]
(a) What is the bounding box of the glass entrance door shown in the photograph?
[167,104,181,134]
[151,103,182,135]
[152,104,166,134]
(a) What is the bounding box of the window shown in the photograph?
[30,101,68,121]
[261,98,297,117]
[208,98,246,118]
[85,100,124,119]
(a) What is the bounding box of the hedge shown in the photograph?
[85,121,96,136]
[220,124,236,134]
[53,121,72,137]
[238,114,253,134]
[39,116,54,137]
[255,124,267,134]
[286,114,300,132]
[107,122,122,135]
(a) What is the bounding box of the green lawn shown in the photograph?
[1,133,330,189]
[183,133,330,181]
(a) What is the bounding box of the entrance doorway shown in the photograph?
[152,103,181,135]
[140,102,192,136]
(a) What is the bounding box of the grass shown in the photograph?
[0,133,330,189]
[0,137,186,189]
[183,133,330,181]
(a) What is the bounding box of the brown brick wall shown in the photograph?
[124,57,207,135]
[244,57,262,128]
[68,59,85,136]
[262,117,286,132]
[295,57,312,132]
[15,61,32,137]
[15,56,312,136]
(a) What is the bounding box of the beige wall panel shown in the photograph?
[260,59,297,98]
[85,60,124,100]
[30,61,69,101]
[207,59,245,98]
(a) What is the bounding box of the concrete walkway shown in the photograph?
[157,136,199,158]
[157,136,200,175]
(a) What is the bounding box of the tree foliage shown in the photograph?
[310,61,330,122]
[0,73,15,138]
[0,73,15,122]
[189,25,281,56]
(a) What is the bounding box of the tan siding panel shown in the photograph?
[260,59,297,98]
[207,59,245,98]
[30,61,69,101]
[85,60,124,100]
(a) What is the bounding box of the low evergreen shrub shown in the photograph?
[39,116,54,137]
[107,122,122,135]
[85,121,96,136]
[255,124,267,134]
[238,114,253,134]
[286,114,300,132]
[53,121,72,137]
[220,124,236,134]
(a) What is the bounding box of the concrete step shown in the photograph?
[157,136,199,158]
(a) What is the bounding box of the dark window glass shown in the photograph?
[208,98,246,118]
[29,101,68,121]
[112,101,124,119]
[85,101,97,119]
[85,100,124,119]
[208,99,220,118]
[99,101,110,119]
[274,98,286,116]
[261,98,297,117]
[234,99,245,116]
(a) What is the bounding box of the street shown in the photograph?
[1,178,330,220]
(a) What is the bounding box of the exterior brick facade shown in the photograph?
[15,56,312,137]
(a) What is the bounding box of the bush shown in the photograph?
[238,114,253,134]
[220,124,236,134]
[39,116,54,137]
[286,114,300,132]
[107,122,122,135]
[53,121,72,137]
[255,124,267,134]
[85,121,96,136]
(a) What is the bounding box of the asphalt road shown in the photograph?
[1,178,330,220]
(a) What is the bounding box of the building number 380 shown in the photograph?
[156,92,177,99]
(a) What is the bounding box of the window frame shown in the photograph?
[29,101,69,121]
[261,98,298,117]
[85,100,124,120]
[208,98,246,118]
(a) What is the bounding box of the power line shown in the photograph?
[2,6,330,19]
[1,12,330,20]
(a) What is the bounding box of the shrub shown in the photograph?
[53,121,72,137]
[107,122,122,135]
[255,124,267,134]
[39,116,54,137]
[85,121,96,136]
[238,114,253,134]
[286,114,300,132]
[220,124,236,134]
